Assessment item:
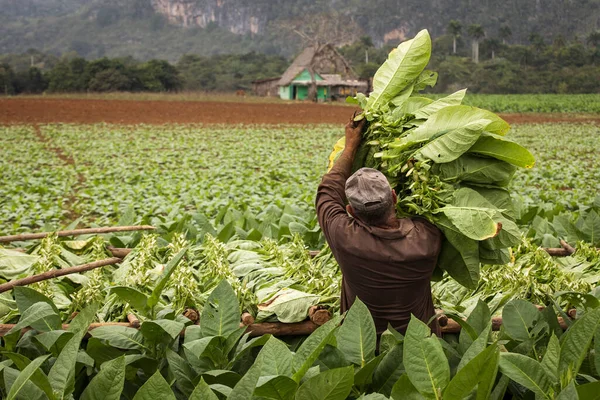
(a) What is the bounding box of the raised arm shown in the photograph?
[316,115,366,240]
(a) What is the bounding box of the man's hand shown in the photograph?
[345,112,366,151]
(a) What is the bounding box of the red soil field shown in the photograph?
[1,98,599,125]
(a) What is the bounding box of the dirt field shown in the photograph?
[1,98,599,125]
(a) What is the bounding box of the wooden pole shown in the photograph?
[244,320,320,337]
[107,247,132,258]
[0,226,156,243]
[0,257,122,294]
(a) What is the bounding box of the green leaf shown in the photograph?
[502,299,541,341]
[556,381,578,400]
[0,249,39,279]
[292,317,341,382]
[13,287,61,332]
[3,353,56,400]
[48,330,85,399]
[435,215,480,289]
[256,336,293,377]
[3,366,45,400]
[581,210,600,246]
[257,289,319,323]
[228,358,262,400]
[373,344,404,396]
[8,302,59,335]
[90,325,146,350]
[166,348,195,397]
[67,302,98,334]
[366,29,431,111]
[469,132,535,168]
[558,308,600,377]
[255,375,298,400]
[576,381,600,400]
[140,319,184,342]
[33,330,73,354]
[413,70,437,92]
[336,298,376,367]
[80,356,126,400]
[7,355,51,400]
[437,187,501,241]
[457,323,492,371]
[418,118,490,163]
[110,286,149,312]
[403,316,449,399]
[443,343,499,400]
[433,154,516,187]
[354,353,384,387]
[390,374,425,400]
[413,89,466,119]
[541,333,560,379]
[498,353,553,398]
[132,370,176,400]
[147,247,187,309]
[189,378,219,400]
[201,279,241,338]
[294,366,354,400]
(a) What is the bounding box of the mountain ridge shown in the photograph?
[1,0,598,61]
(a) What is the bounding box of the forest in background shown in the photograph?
[1,25,599,95]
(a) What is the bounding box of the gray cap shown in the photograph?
[345,168,393,214]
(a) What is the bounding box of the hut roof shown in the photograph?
[277,44,355,86]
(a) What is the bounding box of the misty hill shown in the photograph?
[1,0,598,61]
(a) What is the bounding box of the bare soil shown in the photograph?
[1,98,598,125]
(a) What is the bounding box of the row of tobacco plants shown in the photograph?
[2,279,600,399]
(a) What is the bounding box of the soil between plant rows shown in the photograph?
[1,98,599,125]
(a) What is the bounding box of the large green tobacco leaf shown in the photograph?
[418,118,490,163]
[336,298,376,367]
[292,317,341,382]
[469,132,535,168]
[0,249,39,279]
[502,300,541,341]
[443,343,499,400]
[556,382,578,400]
[576,381,600,400]
[228,359,262,400]
[541,333,560,379]
[457,324,492,372]
[201,279,241,338]
[256,336,293,377]
[90,325,146,350]
[80,356,126,400]
[558,308,600,378]
[580,209,600,245]
[295,366,354,400]
[189,378,219,400]
[140,319,185,343]
[132,370,176,400]
[6,355,51,400]
[166,349,196,397]
[8,302,59,334]
[390,374,425,400]
[403,316,450,399]
[437,188,501,241]
[48,330,86,399]
[255,375,298,400]
[372,344,404,396]
[4,353,56,400]
[413,89,467,119]
[433,154,516,187]
[366,29,431,111]
[257,289,319,323]
[14,288,61,332]
[406,105,509,145]
[436,225,480,289]
[498,353,553,398]
[110,286,149,313]
[3,366,46,400]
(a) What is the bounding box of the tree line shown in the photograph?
[0,26,599,95]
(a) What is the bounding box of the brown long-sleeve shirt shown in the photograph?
[316,162,442,336]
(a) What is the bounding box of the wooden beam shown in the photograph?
[0,257,122,294]
[0,226,156,243]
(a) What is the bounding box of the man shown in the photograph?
[316,115,442,336]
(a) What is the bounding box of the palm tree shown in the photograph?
[468,24,485,63]
[499,25,512,45]
[587,31,600,48]
[528,32,546,52]
[487,38,501,60]
[447,20,462,54]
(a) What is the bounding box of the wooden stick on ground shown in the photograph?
[0,226,156,244]
[107,247,133,258]
[0,257,122,294]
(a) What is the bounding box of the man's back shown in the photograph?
[316,166,442,335]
